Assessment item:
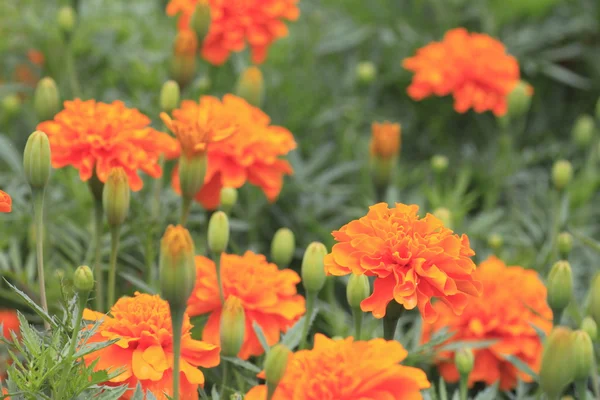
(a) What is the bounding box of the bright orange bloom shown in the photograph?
[171,94,295,210]
[422,256,553,390]
[187,252,305,360]
[0,191,11,213]
[245,334,431,400]
[370,122,401,159]
[166,0,300,65]
[83,293,220,400]
[37,99,179,191]
[325,203,481,322]
[27,49,45,66]
[403,28,523,116]
[0,310,19,339]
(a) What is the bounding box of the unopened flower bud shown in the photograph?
[356,61,377,85]
[73,265,94,293]
[431,154,449,174]
[219,187,238,214]
[264,343,291,389]
[190,0,211,42]
[159,80,180,113]
[159,225,196,310]
[433,207,452,229]
[487,233,503,250]
[571,330,594,382]
[271,228,295,268]
[552,160,573,191]
[171,31,198,89]
[346,274,370,309]
[220,296,245,357]
[455,348,475,376]
[102,167,130,227]
[581,317,597,341]
[34,77,60,121]
[24,130,51,190]
[547,260,573,314]
[301,242,328,294]
[572,115,595,148]
[57,6,76,36]
[178,153,207,200]
[507,80,533,119]
[557,232,573,259]
[588,274,600,325]
[208,211,229,254]
[540,327,575,399]
[235,66,264,107]
[2,94,20,116]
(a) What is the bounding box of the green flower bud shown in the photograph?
[455,348,475,376]
[178,153,207,200]
[557,232,573,259]
[34,77,60,122]
[487,233,503,250]
[507,80,532,119]
[159,80,180,113]
[431,154,449,174]
[547,260,573,314]
[571,330,594,382]
[220,296,245,357]
[356,61,377,85]
[207,211,229,254]
[102,167,130,227]
[581,317,597,341]
[2,94,20,116]
[588,273,600,325]
[552,160,573,191]
[197,75,211,92]
[540,327,576,399]
[572,115,596,148]
[346,274,370,309]
[159,225,196,310]
[73,265,94,293]
[433,207,452,229]
[219,187,238,214]
[57,6,76,36]
[24,130,51,190]
[301,242,328,294]
[235,66,264,107]
[264,343,291,389]
[190,0,211,42]
[170,31,198,90]
[270,228,295,268]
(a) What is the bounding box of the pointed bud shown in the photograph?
[581,317,597,341]
[178,153,207,200]
[207,211,229,254]
[487,233,503,251]
[455,348,475,376]
[170,30,198,89]
[264,343,291,392]
[433,207,452,230]
[271,228,295,269]
[356,61,376,85]
[220,296,245,357]
[507,80,533,119]
[159,80,180,113]
[572,115,595,148]
[557,232,573,259]
[159,225,196,310]
[552,160,573,191]
[346,274,370,309]
[57,6,76,36]
[540,327,575,399]
[219,187,238,214]
[547,260,573,314]
[588,274,600,326]
[73,265,94,293]
[431,154,449,174]
[102,167,130,227]
[571,330,594,382]
[235,66,264,107]
[34,77,60,122]
[24,130,51,190]
[190,0,211,42]
[301,242,328,294]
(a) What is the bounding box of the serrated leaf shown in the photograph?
[281,307,319,350]
[221,356,261,374]
[211,385,221,400]
[252,321,270,353]
[474,382,499,400]
[4,280,58,329]
[74,338,120,358]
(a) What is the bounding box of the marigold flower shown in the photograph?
[370,122,401,159]
[403,28,524,116]
[37,99,179,191]
[0,191,11,213]
[0,310,19,339]
[422,256,553,390]
[171,94,296,210]
[83,292,219,400]
[325,203,481,322]
[245,334,431,399]
[187,251,305,359]
[166,0,300,65]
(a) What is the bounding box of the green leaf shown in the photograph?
[4,280,58,329]
[73,338,120,358]
[474,382,499,400]
[281,306,319,350]
[221,356,261,374]
[252,321,271,353]
[502,354,539,382]
[439,339,499,352]
[211,385,221,400]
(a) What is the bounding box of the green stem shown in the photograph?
[107,225,121,310]
[352,308,363,340]
[299,291,316,350]
[93,200,104,312]
[171,308,184,400]
[57,290,88,395]
[552,308,564,327]
[591,355,600,400]
[33,189,49,330]
[576,379,588,400]
[267,383,276,400]
[215,252,225,304]
[382,301,405,341]
[145,155,165,285]
[65,39,81,98]
[459,375,468,400]
[181,197,192,226]
[220,360,230,397]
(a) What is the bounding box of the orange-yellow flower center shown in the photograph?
[161,224,194,259]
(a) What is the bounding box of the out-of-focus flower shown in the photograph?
[83,292,220,400]
[422,256,552,390]
[325,203,481,322]
[37,99,179,191]
[0,310,19,339]
[187,251,305,360]
[0,191,11,213]
[403,28,525,116]
[27,49,45,66]
[166,0,300,65]
[370,122,401,159]
[245,334,431,399]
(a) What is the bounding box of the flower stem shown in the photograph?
[382,302,405,341]
[145,155,165,285]
[576,379,588,400]
[171,308,184,400]
[220,360,230,396]
[92,199,104,312]
[352,308,363,340]
[299,291,316,350]
[267,384,276,400]
[552,309,563,327]
[181,197,192,226]
[459,375,468,400]
[33,189,49,330]
[215,252,224,304]
[107,225,121,310]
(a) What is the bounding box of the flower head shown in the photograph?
[172,94,296,210]
[0,191,11,213]
[422,256,552,390]
[370,122,401,159]
[187,251,305,360]
[83,292,220,400]
[325,203,481,322]
[245,334,431,400]
[0,310,19,339]
[37,99,179,191]
[403,28,524,116]
[166,0,300,65]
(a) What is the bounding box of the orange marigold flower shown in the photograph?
[422,256,553,390]
[0,310,19,339]
[245,334,431,399]
[325,203,481,322]
[83,292,220,400]
[166,0,300,65]
[171,94,295,210]
[403,28,523,116]
[0,191,11,213]
[370,121,401,159]
[37,99,179,191]
[187,251,305,360]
